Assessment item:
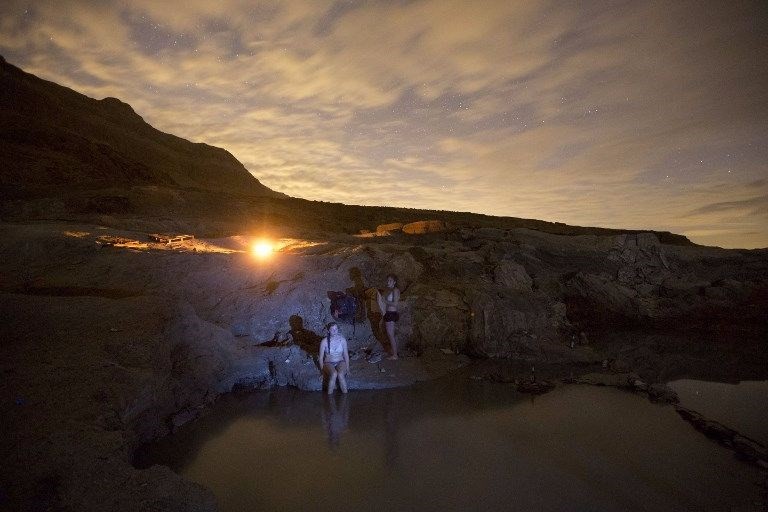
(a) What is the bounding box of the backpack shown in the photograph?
[327,291,358,323]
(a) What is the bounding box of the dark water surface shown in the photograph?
[136,377,765,512]
[668,379,768,445]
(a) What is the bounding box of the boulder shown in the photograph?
[402,220,450,234]
[427,287,466,308]
[660,275,710,298]
[609,232,671,288]
[675,407,768,467]
[493,260,533,291]
[647,383,679,403]
[413,309,467,352]
[565,272,643,322]
[704,279,749,302]
[464,293,568,358]
[473,227,507,240]
[386,250,425,287]
[376,222,403,235]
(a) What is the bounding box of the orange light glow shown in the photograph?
[252,240,274,259]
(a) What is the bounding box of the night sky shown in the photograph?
[1,1,766,248]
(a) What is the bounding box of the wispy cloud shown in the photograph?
[1,0,766,247]
[685,194,768,218]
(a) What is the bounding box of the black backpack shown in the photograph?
[328,291,358,323]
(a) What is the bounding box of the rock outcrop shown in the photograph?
[562,232,767,331]
[402,220,451,234]
[1,220,766,511]
[376,222,404,235]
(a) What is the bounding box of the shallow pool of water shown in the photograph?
[136,377,765,512]
[668,379,768,445]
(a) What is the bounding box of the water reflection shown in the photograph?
[322,394,349,449]
[136,379,766,512]
[383,391,400,468]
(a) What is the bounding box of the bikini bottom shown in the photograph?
[383,311,399,322]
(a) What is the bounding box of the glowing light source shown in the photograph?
[252,240,274,259]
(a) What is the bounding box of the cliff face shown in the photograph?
[0,56,278,200]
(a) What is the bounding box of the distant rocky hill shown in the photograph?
[0,55,278,197]
[0,54,691,244]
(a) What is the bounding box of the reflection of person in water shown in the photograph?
[376,274,400,360]
[318,322,350,394]
[383,391,400,468]
[321,394,349,449]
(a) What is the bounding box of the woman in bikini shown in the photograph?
[318,322,351,394]
[377,274,400,360]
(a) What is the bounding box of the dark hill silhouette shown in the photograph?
[0,55,276,198]
[0,55,691,244]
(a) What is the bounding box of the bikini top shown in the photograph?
[325,336,344,358]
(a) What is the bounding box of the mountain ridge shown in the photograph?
[0,55,278,198]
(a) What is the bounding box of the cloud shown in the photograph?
[1,0,767,247]
[685,194,768,218]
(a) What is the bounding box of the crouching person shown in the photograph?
[319,323,351,394]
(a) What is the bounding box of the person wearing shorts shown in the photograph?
[377,274,400,360]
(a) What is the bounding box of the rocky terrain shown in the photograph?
[1,220,765,510]
[1,56,766,510]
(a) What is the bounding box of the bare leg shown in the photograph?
[385,321,398,359]
[336,361,349,393]
[324,364,338,394]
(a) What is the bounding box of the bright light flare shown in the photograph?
[252,240,274,259]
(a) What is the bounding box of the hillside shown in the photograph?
[0,55,277,198]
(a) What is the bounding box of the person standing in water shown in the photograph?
[377,274,400,360]
[318,322,350,394]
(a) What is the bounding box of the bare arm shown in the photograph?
[318,338,327,368]
[343,336,351,376]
